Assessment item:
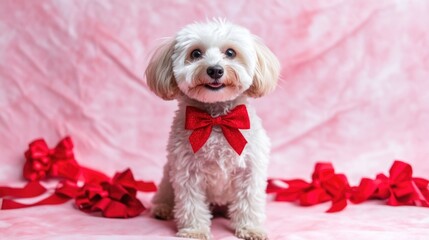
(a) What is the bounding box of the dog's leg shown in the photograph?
[151,162,174,220]
[172,164,212,240]
[229,159,268,240]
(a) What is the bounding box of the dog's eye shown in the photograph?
[190,49,202,59]
[225,48,236,58]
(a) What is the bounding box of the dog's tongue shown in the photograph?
[208,82,223,88]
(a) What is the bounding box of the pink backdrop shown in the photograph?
[1,0,429,239]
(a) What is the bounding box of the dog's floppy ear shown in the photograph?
[145,39,179,100]
[246,37,280,98]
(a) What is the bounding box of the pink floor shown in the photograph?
[1,0,429,239]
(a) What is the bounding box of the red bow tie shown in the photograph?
[185,104,250,155]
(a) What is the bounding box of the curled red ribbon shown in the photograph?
[267,162,351,212]
[74,169,154,218]
[0,137,157,218]
[23,137,80,181]
[351,160,429,207]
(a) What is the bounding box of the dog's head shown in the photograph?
[145,19,280,103]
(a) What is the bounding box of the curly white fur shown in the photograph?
[145,19,280,240]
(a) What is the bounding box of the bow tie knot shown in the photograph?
[212,116,223,125]
[185,105,250,155]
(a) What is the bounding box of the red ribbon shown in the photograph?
[0,137,157,218]
[267,162,351,212]
[268,160,429,213]
[0,181,47,198]
[3,137,429,216]
[73,169,155,218]
[23,137,80,181]
[351,160,429,207]
[185,104,250,155]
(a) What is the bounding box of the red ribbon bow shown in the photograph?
[0,137,157,218]
[351,160,429,207]
[23,137,80,181]
[185,104,250,155]
[267,162,351,212]
[74,169,155,218]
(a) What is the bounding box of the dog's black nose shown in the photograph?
[206,65,224,79]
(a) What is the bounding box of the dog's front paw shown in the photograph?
[236,227,268,240]
[151,203,173,220]
[177,228,211,240]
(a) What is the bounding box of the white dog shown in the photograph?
[145,19,280,240]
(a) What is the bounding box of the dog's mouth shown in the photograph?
[204,82,226,90]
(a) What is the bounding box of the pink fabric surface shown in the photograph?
[1,0,429,239]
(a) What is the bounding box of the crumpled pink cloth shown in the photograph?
[1,0,429,239]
